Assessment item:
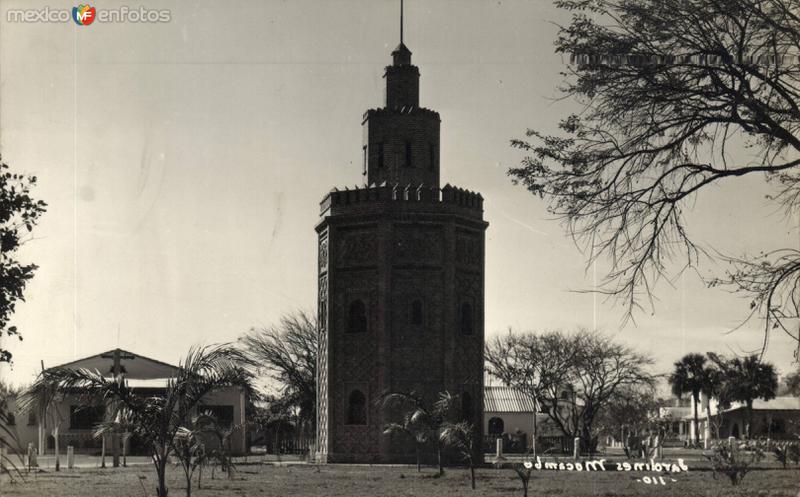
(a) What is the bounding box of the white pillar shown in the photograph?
[67,446,75,469]
[573,437,580,460]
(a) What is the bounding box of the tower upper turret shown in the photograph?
[362,40,441,188]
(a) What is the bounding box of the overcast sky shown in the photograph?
[0,0,797,387]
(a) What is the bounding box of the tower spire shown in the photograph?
[400,0,404,44]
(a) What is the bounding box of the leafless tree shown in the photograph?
[238,310,318,435]
[509,0,800,356]
[487,329,655,452]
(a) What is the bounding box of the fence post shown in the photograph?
[494,438,506,462]
[67,446,75,469]
[573,437,580,460]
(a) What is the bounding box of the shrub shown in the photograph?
[787,443,800,466]
[705,441,764,486]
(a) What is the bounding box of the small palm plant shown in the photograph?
[199,412,241,479]
[382,408,429,472]
[94,407,137,468]
[439,421,478,490]
[173,414,215,497]
[380,391,457,476]
[26,344,251,497]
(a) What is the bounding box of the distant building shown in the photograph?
[483,386,578,453]
[0,349,247,456]
[692,394,800,441]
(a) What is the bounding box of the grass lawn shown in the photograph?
[1,461,799,497]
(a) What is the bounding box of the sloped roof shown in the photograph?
[485,386,537,413]
[48,348,180,380]
[690,396,800,420]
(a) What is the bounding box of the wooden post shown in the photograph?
[54,426,60,471]
[67,445,75,469]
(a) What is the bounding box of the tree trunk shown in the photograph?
[416,445,421,472]
[692,392,700,446]
[54,427,60,472]
[156,459,169,497]
[532,395,538,458]
[437,444,443,476]
[469,458,475,490]
[746,400,753,439]
[185,468,192,497]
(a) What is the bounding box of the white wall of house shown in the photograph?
[1,386,247,455]
[484,412,535,437]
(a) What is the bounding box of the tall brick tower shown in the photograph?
[315,7,487,463]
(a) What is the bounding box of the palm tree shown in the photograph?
[94,407,137,467]
[382,401,430,472]
[26,344,251,497]
[380,391,457,475]
[724,355,778,439]
[439,421,478,490]
[172,412,220,497]
[668,353,712,446]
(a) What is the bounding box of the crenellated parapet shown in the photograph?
[361,106,440,122]
[319,182,484,218]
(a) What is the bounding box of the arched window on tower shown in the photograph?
[348,300,367,334]
[461,391,474,422]
[410,299,423,326]
[347,390,367,425]
[362,145,367,176]
[460,302,473,335]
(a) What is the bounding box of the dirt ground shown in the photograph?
[1,460,799,497]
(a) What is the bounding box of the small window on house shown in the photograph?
[405,141,413,168]
[378,142,385,168]
[460,302,473,335]
[429,143,435,171]
[488,417,504,435]
[27,411,36,426]
[69,405,105,430]
[347,390,367,425]
[200,405,235,429]
[410,299,423,326]
[348,300,367,334]
[362,145,368,176]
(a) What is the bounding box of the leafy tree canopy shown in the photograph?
[1,159,47,363]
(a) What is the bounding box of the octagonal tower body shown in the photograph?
[315,43,488,463]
